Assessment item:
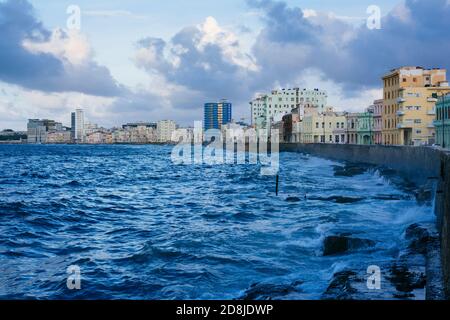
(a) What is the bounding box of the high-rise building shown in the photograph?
[157,120,177,142]
[382,66,450,146]
[250,88,327,132]
[71,109,85,143]
[204,101,232,131]
[27,119,63,144]
[27,119,47,144]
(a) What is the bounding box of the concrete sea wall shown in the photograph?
[280,143,450,299]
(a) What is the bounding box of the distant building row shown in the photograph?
[27,109,178,144]
[258,66,450,148]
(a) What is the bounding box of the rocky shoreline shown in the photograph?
[238,163,443,300]
[321,223,440,300]
[238,223,441,300]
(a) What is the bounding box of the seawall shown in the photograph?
[280,143,450,299]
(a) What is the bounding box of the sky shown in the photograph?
[1,0,449,130]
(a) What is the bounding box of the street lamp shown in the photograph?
[322,112,326,144]
[368,109,374,145]
[441,93,447,149]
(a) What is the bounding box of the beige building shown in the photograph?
[86,131,108,144]
[371,99,383,145]
[157,120,177,143]
[300,108,346,144]
[46,130,72,144]
[382,66,449,145]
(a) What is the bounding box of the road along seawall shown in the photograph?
[280,143,450,299]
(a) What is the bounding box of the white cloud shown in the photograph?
[196,16,258,72]
[390,2,412,23]
[302,9,317,18]
[22,28,91,66]
[0,82,115,129]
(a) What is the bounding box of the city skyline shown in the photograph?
[2,0,450,131]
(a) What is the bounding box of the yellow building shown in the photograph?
[398,86,450,145]
[300,108,347,144]
[382,66,449,145]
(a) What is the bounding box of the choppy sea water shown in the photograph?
[0,145,436,300]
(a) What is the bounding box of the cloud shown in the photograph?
[131,0,450,123]
[0,82,116,129]
[247,0,450,90]
[4,0,449,130]
[23,28,91,66]
[134,16,258,105]
[0,0,122,97]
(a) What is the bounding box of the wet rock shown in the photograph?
[240,281,303,300]
[372,194,410,201]
[388,265,426,293]
[333,164,368,177]
[393,293,415,299]
[414,183,434,205]
[310,196,365,204]
[405,224,431,255]
[322,270,361,300]
[323,236,376,256]
[285,197,301,203]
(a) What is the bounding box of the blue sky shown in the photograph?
[1,0,449,130]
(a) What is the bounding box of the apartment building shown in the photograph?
[301,108,346,144]
[27,119,63,144]
[435,93,450,148]
[370,99,383,144]
[382,66,449,146]
[157,120,177,143]
[250,88,327,133]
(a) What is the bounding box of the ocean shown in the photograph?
[0,144,435,299]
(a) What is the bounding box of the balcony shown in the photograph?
[427,97,438,103]
[427,110,436,116]
[397,121,413,129]
[428,123,435,129]
[397,97,406,103]
[396,110,405,116]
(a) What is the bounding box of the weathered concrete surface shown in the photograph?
[280,143,450,299]
[281,143,442,185]
[436,151,450,299]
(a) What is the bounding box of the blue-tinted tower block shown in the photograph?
[204,102,232,130]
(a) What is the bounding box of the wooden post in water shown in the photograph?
[276,174,279,196]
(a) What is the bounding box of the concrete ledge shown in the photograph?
[280,143,442,185]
